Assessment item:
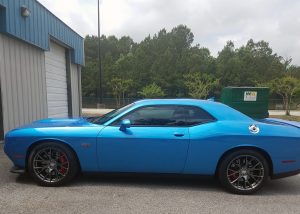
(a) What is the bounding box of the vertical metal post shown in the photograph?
[97,0,103,105]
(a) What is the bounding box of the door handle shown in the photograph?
[174,132,184,137]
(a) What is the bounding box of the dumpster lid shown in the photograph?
[224,86,269,89]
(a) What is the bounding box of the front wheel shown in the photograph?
[28,142,79,186]
[218,149,269,194]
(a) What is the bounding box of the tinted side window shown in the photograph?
[113,105,215,127]
[184,106,215,126]
[119,106,186,126]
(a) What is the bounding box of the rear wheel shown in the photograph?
[218,149,269,194]
[28,142,78,186]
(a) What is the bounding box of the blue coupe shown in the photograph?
[4,99,300,194]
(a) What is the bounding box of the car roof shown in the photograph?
[133,99,252,121]
[135,98,215,105]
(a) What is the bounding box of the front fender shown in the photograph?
[4,126,104,172]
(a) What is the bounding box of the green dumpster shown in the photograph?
[221,87,269,119]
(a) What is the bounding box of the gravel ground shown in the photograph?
[1,144,300,214]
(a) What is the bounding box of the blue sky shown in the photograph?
[39,0,300,65]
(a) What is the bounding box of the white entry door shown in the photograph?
[45,41,68,118]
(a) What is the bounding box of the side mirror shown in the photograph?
[119,119,131,132]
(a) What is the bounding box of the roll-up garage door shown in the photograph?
[45,41,68,118]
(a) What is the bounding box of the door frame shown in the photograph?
[0,82,4,140]
[65,49,73,117]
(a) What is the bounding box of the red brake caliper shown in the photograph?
[231,172,238,181]
[228,169,238,182]
[58,154,67,174]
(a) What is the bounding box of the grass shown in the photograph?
[269,115,300,122]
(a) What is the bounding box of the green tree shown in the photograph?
[81,26,300,109]
[184,72,219,99]
[269,76,300,115]
[139,83,165,98]
[82,35,134,97]
[110,78,133,107]
[216,40,285,87]
[81,60,98,97]
[286,64,300,79]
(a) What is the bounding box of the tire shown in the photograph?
[28,142,79,186]
[218,149,269,195]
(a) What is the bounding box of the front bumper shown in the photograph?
[4,138,27,169]
[10,166,26,174]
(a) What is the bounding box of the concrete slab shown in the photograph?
[82,108,114,117]
[269,110,300,116]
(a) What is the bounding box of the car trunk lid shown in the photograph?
[258,118,300,129]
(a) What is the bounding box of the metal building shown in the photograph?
[0,0,84,139]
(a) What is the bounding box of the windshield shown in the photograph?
[86,103,134,125]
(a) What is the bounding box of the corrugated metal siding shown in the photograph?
[45,41,68,118]
[0,34,47,133]
[70,64,81,117]
[0,0,84,65]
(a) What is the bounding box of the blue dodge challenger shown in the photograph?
[4,99,300,194]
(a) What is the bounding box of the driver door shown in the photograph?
[97,105,190,173]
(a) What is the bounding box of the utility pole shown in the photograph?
[97,0,103,107]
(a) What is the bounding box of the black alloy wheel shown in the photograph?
[28,142,78,186]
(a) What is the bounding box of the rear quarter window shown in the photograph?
[184,106,216,126]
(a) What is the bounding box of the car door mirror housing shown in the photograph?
[119,119,131,131]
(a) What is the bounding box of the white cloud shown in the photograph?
[38,0,300,65]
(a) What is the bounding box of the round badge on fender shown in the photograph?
[249,124,260,134]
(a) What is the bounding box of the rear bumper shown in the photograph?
[10,166,26,174]
[271,169,300,179]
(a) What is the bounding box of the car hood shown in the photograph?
[16,118,97,129]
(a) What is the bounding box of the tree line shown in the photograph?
[82,25,300,114]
